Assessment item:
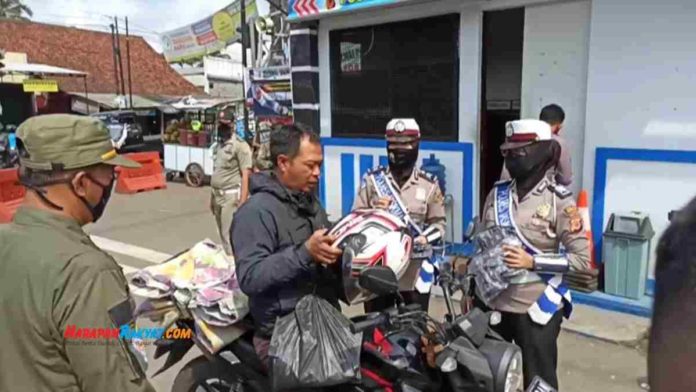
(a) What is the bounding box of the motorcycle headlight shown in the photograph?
[478,339,524,392]
[504,351,524,392]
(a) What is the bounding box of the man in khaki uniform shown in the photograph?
[354,119,446,312]
[479,119,590,389]
[0,114,154,392]
[252,121,273,172]
[211,110,252,255]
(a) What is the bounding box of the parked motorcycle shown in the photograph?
[144,212,557,392]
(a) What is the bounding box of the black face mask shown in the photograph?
[504,141,560,198]
[387,142,419,171]
[73,174,115,223]
[23,172,115,223]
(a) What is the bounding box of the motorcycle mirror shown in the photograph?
[359,266,399,296]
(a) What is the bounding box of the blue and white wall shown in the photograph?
[582,0,696,286]
[306,0,696,269]
[319,139,474,242]
[316,1,486,244]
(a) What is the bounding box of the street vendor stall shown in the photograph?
[162,97,244,187]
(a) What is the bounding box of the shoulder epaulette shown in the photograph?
[366,165,387,176]
[548,183,572,199]
[494,179,513,186]
[417,169,437,184]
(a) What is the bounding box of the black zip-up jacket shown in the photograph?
[231,171,340,337]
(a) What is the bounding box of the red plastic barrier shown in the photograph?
[115,152,167,194]
[0,168,25,223]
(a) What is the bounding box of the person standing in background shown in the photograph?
[501,104,573,186]
[210,108,252,255]
[252,121,273,172]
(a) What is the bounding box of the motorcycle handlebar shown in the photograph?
[350,313,388,334]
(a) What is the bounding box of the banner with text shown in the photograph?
[161,0,258,63]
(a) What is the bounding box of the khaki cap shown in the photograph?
[16,114,140,170]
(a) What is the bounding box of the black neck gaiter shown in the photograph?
[505,140,561,199]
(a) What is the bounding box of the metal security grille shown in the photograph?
[329,14,460,141]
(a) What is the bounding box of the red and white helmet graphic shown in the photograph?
[329,209,413,304]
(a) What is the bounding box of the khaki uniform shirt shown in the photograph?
[211,135,252,190]
[253,126,273,171]
[0,208,154,392]
[501,134,573,186]
[481,175,590,313]
[353,167,446,289]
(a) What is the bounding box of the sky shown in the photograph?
[23,0,270,54]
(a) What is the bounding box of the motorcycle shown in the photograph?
[146,216,556,391]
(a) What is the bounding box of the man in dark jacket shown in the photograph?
[231,124,342,368]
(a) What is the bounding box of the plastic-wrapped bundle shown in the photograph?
[468,227,527,306]
[269,295,362,391]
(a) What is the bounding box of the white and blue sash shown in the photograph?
[369,170,423,237]
[370,169,441,293]
[494,181,572,325]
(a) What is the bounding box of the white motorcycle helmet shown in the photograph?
[329,209,413,304]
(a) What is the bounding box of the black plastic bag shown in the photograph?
[269,294,362,391]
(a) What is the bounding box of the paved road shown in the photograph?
[89,182,647,392]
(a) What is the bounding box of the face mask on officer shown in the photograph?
[70,171,116,223]
[504,140,560,197]
[387,141,419,170]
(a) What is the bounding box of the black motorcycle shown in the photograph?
[150,254,538,392]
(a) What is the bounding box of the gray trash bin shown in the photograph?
[603,212,655,299]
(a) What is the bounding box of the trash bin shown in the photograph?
[603,212,655,299]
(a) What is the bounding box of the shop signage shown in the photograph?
[340,42,361,73]
[246,66,292,120]
[22,79,58,93]
[289,0,415,20]
[161,0,258,63]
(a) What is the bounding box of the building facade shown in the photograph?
[288,0,696,314]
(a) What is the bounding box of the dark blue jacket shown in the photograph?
[231,172,340,337]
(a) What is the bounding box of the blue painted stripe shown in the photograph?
[592,147,696,263]
[322,137,474,153]
[572,290,652,318]
[319,146,326,207]
[462,142,475,237]
[359,155,374,181]
[379,155,389,168]
[341,153,355,216]
[646,278,655,297]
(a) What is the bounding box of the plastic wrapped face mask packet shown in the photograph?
[468,226,527,305]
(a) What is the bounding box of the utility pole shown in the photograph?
[110,24,120,96]
[240,0,251,143]
[125,17,134,109]
[115,16,127,105]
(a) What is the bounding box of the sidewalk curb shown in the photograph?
[560,324,648,347]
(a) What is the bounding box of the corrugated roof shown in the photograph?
[0,19,203,96]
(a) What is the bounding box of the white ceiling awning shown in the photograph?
[0,62,87,77]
